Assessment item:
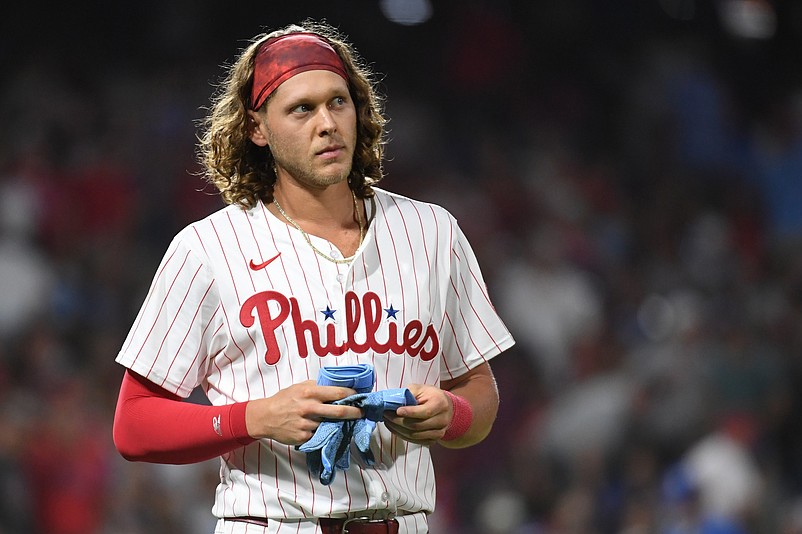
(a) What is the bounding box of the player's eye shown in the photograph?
[291,103,312,114]
[330,96,348,109]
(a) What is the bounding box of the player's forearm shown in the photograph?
[113,370,255,464]
[438,364,499,449]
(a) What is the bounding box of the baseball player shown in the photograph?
[112,20,514,534]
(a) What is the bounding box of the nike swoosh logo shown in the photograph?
[249,252,281,271]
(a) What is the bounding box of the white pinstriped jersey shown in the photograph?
[117,188,514,533]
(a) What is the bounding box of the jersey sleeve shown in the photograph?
[439,218,515,382]
[116,230,223,398]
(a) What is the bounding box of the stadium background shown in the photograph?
[2,1,802,532]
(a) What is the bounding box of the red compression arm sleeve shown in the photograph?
[113,370,255,464]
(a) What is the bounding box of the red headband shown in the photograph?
[250,32,348,111]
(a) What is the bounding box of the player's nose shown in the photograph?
[315,108,337,135]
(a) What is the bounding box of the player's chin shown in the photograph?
[317,159,352,178]
[310,169,350,189]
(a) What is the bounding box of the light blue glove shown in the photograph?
[297,420,349,485]
[316,364,375,391]
[297,365,417,485]
[342,389,417,466]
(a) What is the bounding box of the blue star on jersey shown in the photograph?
[384,304,400,320]
[321,305,337,321]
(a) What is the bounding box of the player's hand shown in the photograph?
[383,384,452,445]
[245,380,363,445]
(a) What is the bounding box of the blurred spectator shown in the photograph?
[496,222,604,389]
[659,413,765,534]
[0,387,35,533]
[22,377,111,534]
[749,87,802,248]
[0,176,54,338]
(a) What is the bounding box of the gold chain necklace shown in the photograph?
[273,191,365,265]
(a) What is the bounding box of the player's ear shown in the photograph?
[247,111,269,147]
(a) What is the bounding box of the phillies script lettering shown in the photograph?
[240,291,439,365]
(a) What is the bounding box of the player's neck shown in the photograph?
[270,180,366,260]
[271,180,357,230]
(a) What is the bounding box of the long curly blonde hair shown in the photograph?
[197,20,387,208]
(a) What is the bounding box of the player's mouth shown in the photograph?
[315,144,346,160]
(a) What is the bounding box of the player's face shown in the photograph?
[250,70,357,191]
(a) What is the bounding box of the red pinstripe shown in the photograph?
[447,275,484,363]
[211,218,241,305]
[147,263,203,383]
[371,199,393,389]
[130,249,191,367]
[453,239,502,356]
[165,279,216,387]
[121,246,180,355]
[227,210,258,293]
[217,300,250,399]
[180,319,222,392]
[363,206,389,467]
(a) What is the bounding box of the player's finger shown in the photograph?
[384,419,441,445]
[384,412,444,432]
[314,385,358,402]
[317,403,363,420]
[393,402,440,420]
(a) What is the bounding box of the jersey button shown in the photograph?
[336,274,345,283]
[330,249,341,259]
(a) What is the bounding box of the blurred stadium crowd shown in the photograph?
[2,1,802,532]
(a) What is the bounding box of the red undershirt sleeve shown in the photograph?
[113,369,255,464]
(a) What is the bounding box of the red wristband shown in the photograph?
[442,390,473,441]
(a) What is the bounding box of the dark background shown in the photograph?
[2,1,802,532]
